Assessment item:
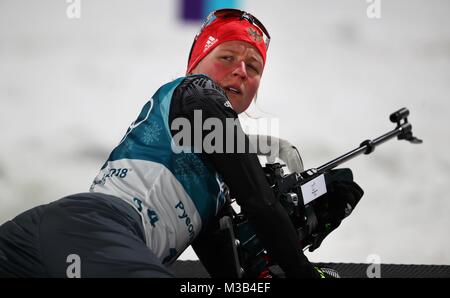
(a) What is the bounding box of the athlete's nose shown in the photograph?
[232,60,248,80]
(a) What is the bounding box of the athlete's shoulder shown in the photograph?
[178,74,226,98]
[173,74,235,113]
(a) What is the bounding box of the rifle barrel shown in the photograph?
[316,124,406,173]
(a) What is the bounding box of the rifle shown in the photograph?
[217,107,423,278]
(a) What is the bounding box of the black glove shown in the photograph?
[308,168,364,251]
[323,168,363,219]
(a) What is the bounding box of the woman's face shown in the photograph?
[191,40,264,114]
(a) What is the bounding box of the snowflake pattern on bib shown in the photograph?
[141,121,163,145]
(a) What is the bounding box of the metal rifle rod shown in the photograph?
[315,121,414,173]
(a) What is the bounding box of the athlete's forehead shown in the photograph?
[213,41,264,64]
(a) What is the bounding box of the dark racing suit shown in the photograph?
[0,75,318,278]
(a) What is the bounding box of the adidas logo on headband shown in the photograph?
[204,36,218,52]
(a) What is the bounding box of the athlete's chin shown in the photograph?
[231,103,249,114]
[227,94,248,114]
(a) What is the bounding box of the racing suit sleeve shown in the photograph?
[169,75,319,278]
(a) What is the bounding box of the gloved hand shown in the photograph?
[323,168,363,218]
[308,168,364,251]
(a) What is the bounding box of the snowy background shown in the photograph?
[1,0,449,266]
